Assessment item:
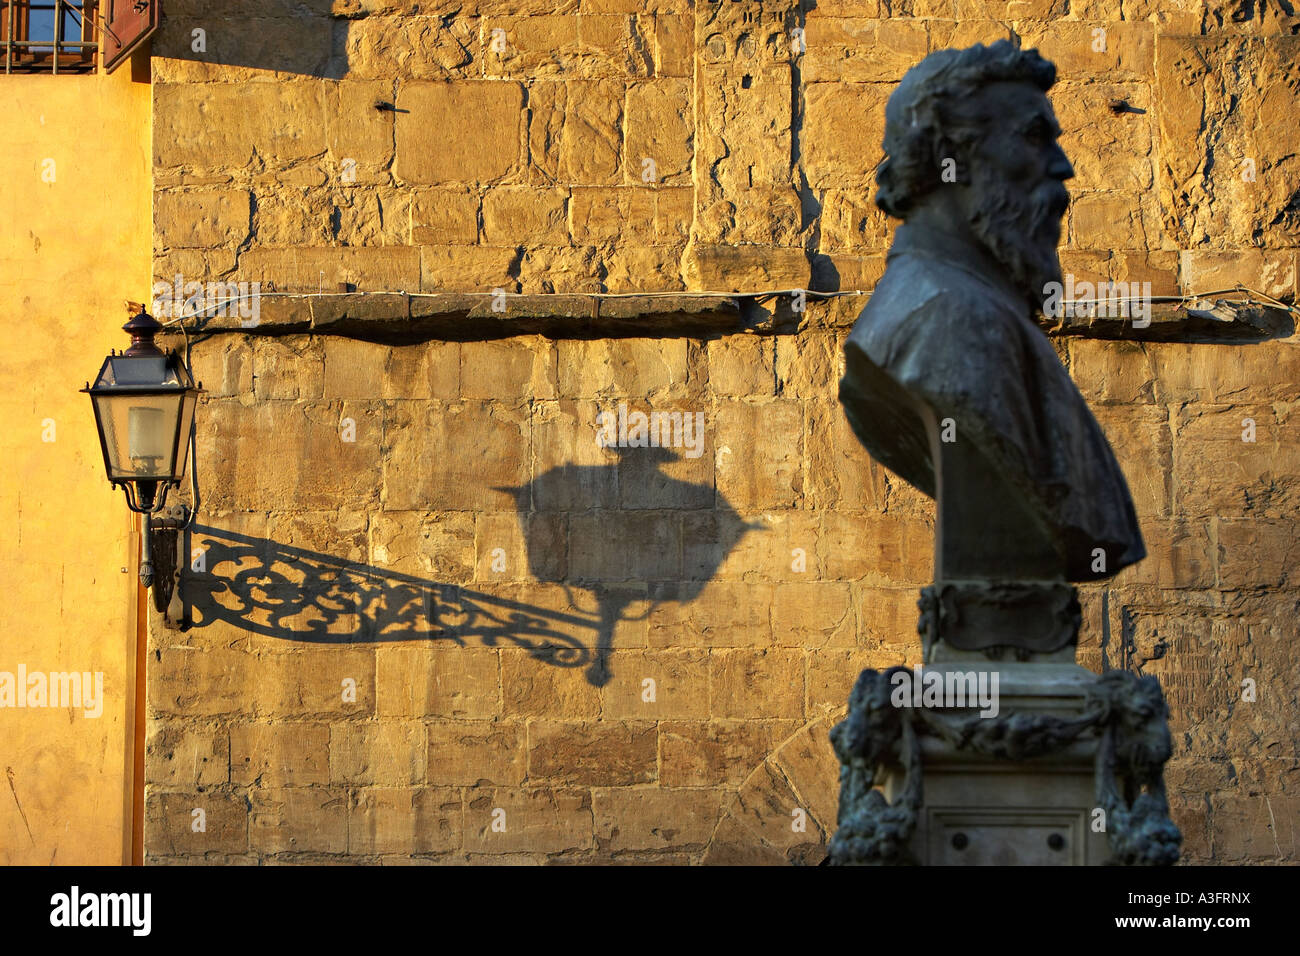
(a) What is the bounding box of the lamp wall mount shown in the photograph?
[141,503,189,629]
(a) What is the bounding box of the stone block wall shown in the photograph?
[150,1,1300,297]
[147,326,938,863]
[146,1,1300,863]
[145,314,1300,864]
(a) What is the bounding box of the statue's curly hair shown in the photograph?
[875,40,1056,220]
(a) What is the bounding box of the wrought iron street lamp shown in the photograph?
[83,306,203,596]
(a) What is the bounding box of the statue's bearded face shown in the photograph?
[957,82,1074,309]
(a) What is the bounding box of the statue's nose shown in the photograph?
[1048,145,1074,182]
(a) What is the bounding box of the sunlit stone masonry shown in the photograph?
[138,0,1300,864]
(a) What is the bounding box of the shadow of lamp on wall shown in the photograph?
[176,446,761,686]
[495,445,763,686]
[82,304,204,624]
[82,311,762,684]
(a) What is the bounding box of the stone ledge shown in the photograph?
[174,292,1295,343]
[184,292,753,341]
[1038,300,1296,343]
[809,297,1295,343]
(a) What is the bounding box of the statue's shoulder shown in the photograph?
[857,254,947,322]
[849,251,1017,358]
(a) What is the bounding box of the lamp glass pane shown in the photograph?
[98,355,171,387]
[174,391,198,480]
[93,392,183,480]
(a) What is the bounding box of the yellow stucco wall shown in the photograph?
[0,57,151,865]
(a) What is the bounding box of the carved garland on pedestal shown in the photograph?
[826,666,1183,866]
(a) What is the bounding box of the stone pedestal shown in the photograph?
[878,659,1112,865]
[827,648,1182,866]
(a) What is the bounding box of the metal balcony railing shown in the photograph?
[2,1,98,75]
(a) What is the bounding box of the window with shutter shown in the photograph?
[101,0,157,74]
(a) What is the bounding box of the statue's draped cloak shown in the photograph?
[841,223,1145,580]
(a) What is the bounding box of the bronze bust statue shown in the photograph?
[828,44,1180,867]
[840,41,1145,656]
